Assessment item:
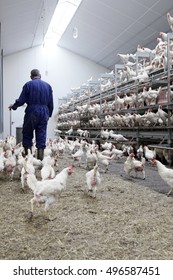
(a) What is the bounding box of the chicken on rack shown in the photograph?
[167,12,173,32]
[27,165,75,220]
[109,130,128,142]
[100,128,110,139]
[65,126,73,136]
[117,53,130,64]
[124,152,146,179]
[159,31,167,42]
[85,164,101,198]
[77,128,89,138]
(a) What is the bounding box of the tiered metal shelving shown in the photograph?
[56,33,173,149]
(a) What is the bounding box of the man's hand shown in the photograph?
[8,105,13,110]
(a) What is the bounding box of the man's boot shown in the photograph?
[37,148,44,161]
[23,147,32,157]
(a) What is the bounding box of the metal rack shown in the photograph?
[56,33,173,149]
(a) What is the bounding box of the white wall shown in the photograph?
[3,45,109,140]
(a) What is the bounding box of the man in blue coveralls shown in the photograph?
[9,69,54,160]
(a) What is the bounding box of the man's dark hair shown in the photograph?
[30,69,41,78]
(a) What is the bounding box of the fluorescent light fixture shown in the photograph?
[44,0,82,47]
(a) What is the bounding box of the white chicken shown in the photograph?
[0,151,6,172]
[146,86,161,106]
[32,157,43,169]
[43,144,52,157]
[156,105,168,124]
[57,141,66,156]
[66,140,76,154]
[16,152,25,173]
[85,165,101,198]
[114,94,124,110]
[41,155,55,181]
[13,142,23,157]
[143,146,156,161]
[96,150,115,172]
[4,149,17,180]
[54,128,62,135]
[111,147,125,159]
[86,148,97,170]
[72,144,84,166]
[136,145,144,160]
[124,153,145,179]
[101,142,113,150]
[77,128,85,137]
[20,152,35,191]
[51,139,58,156]
[27,165,74,219]
[65,126,73,135]
[159,32,167,42]
[109,130,128,142]
[3,138,13,151]
[42,154,55,167]
[100,128,110,139]
[77,128,89,138]
[17,151,25,164]
[101,149,113,157]
[167,12,173,32]
[152,159,173,196]
[117,53,130,64]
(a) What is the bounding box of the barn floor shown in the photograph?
[1,156,173,260]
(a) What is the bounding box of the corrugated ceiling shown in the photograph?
[1,0,173,70]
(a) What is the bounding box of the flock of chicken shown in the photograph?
[1,135,173,220]
[57,88,173,130]
[57,12,173,132]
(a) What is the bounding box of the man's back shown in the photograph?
[24,78,53,118]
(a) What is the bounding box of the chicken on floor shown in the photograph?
[152,159,173,196]
[71,143,85,166]
[27,165,75,220]
[85,165,101,198]
[96,150,115,172]
[124,152,145,179]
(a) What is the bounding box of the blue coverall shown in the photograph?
[11,77,54,149]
